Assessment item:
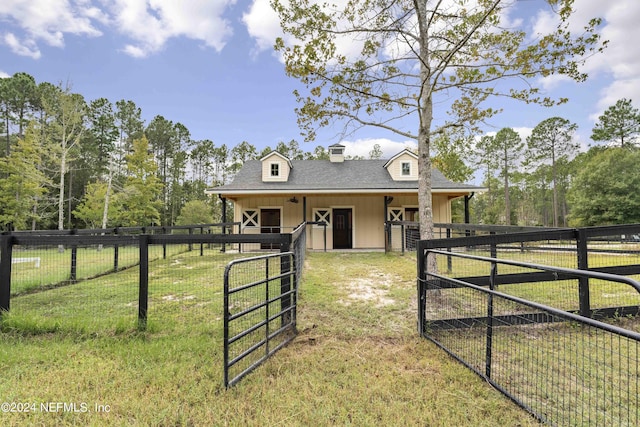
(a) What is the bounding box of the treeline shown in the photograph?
[1,72,639,230]
[0,72,350,231]
[461,99,640,227]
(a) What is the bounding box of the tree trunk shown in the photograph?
[415,0,436,274]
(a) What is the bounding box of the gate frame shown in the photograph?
[223,251,298,388]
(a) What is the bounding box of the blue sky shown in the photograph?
[1,0,639,172]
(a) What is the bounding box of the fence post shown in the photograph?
[0,233,13,313]
[162,227,167,259]
[280,240,292,327]
[485,262,497,379]
[188,227,193,252]
[323,222,327,252]
[138,234,149,329]
[417,242,426,335]
[70,228,78,282]
[200,226,204,256]
[490,231,497,259]
[446,228,452,273]
[576,228,591,318]
[113,227,119,272]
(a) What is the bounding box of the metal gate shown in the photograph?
[223,252,297,387]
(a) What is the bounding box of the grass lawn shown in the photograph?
[0,251,538,426]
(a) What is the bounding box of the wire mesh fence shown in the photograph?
[0,223,305,337]
[420,272,640,426]
[417,224,640,426]
[223,252,297,387]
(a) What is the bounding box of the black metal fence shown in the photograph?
[223,252,297,388]
[386,222,559,253]
[417,224,640,426]
[0,223,307,331]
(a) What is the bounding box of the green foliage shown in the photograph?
[591,99,640,147]
[432,131,474,183]
[526,117,578,226]
[73,181,117,228]
[175,200,214,226]
[116,136,163,226]
[0,126,49,230]
[568,147,640,226]
[273,0,604,237]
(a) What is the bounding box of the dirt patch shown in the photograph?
[339,270,397,307]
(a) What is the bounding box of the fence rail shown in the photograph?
[223,252,298,388]
[0,223,308,328]
[417,224,640,426]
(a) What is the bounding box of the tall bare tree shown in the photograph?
[273,0,605,259]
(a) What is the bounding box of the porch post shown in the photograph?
[303,196,307,222]
[220,195,227,253]
[464,192,474,237]
[384,196,392,252]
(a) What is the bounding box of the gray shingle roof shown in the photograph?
[212,159,481,194]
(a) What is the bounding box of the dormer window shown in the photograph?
[401,162,411,176]
[270,163,280,177]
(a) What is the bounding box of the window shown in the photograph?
[270,163,280,177]
[389,209,403,222]
[242,210,258,227]
[401,162,411,176]
[313,209,331,227]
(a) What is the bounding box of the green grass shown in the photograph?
[433,248,640,311]
[9,244,197,295]
[0,251,538,426]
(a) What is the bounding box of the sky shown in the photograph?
[0,0,639,180]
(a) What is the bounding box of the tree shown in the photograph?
[229,140,258,176]
[369,143,383,159]
[115,99,144,177]
[493,128,523,224]
[591,99,640,147]
[43,84,87,232]
[116,136,162,226]
[175,200,214,226]
[73,181,117,228]
[0,73,38,156]
[568,147,640,226]
[526,117,578,226]
[273,0,605,264]
[0,125,49,230]
[432,131,473,183]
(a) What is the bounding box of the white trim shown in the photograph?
[383,149,418,169]
[213,188,485,196]
[401,161,411,176]
[331,205,355,249]
[269,161,280,177]
[259,151,293,168]
[312,208,331,228]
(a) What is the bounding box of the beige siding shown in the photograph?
[261,153,291,182]
[231,191,454,250]
[385,152,418,181]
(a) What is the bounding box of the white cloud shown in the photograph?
[107,0,236,57]
[339,137,417,159]
[242,0,283,54]
[0,70,10,78]
[3,33,41,59]
[0,0,236,59]
[0,0,102,57]
[571,2,640,119]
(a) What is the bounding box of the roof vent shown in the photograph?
[329,144,345,163]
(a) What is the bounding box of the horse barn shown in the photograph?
[208,144,482,250]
